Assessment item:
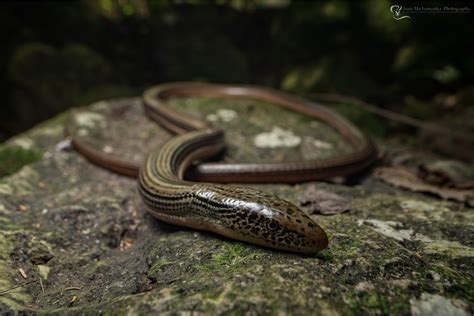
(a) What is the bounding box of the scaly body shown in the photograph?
[70,83,378,253]
[138,129,328,253]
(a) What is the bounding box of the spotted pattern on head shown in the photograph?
[192,185,328,253]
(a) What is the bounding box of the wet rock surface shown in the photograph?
[0,97,472,315]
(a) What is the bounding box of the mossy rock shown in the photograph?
[0,96,472,315]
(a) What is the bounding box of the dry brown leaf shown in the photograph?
[299,185,351,215]
[375,167,474,206]
[418,160,474,189]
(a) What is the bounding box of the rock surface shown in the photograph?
[0,96,472,315]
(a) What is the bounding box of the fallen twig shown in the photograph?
[39,277,45,293]
[0,280,36,296]
[69,295,78,306]
[61,286,82,295]
[18,268,28,279]
[308,92,474,142]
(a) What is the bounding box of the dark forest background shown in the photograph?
[1,0,473,145]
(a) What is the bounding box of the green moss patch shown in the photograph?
[198,243,263,272]
[0,146,42,177]
[346,290,409,316]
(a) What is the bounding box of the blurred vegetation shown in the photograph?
[0,0,472,141]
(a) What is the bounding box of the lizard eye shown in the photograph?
[267,222,279,231]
